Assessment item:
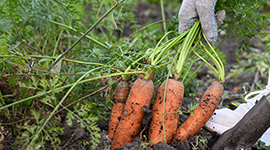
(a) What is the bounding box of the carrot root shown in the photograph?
[111,78,154,150]
[173,81,224,143]
[108,81,130,139]
[148,79,184,146]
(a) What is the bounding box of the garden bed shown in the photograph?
[0,1,269,150]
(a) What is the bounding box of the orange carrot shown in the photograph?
[137,72,155,82]
[148,79,184,146]
[108,81,130,140]
[172,81,224,143]
[111,78,154,150]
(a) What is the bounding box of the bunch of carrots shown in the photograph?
[108,20,225,150]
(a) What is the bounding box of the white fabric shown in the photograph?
[204,69,270,145]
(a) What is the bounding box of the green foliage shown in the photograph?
[166,13,179,33]
[190,135,208,149]
[1,0,78,32]
[178,102,199,116]
[216,0,269,39]
[0,35,8,55]
[216,0,270,59]
[140,135,153,150]
[227,47,270,80]
[187,103,199,115]
[0,0,165,148]
[16,110,63,149]
[254,140,270,150]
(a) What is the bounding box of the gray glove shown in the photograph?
[178,0,225,45]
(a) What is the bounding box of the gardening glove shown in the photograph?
[178,0,226,45]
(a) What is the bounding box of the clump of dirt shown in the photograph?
[95,131,111,150]
[60,116,88,150]
[116,137,151,150]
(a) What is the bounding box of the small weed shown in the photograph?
[190,135,208,150]
[254,140,270,150]
[140,135,153,150]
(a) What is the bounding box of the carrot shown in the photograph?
[137,71,155,82]
[172,81,224,143]
[108,81,130,140]
[148,79,184,146]
[111,78,154,150]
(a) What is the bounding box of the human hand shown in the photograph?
[178,0,225,45]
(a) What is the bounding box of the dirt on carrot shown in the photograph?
[172,81,224,143]
[108,81,130,140]
[111,78,154,150]
[148,79,184,146]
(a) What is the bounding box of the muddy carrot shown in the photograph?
[108,81,130,140]
[148,79,184,146]
[111,78,154,150]
[172,81,224,143]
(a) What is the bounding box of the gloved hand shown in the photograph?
[178,0,225,45]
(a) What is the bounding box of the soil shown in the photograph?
[1,2,267,150]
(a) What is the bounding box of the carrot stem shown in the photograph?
[181,57,200,83]
[192,50,218,74]
[150,31,175,63]
[49,20,108,49]
[160,0,167,41]
[160,55,177,143]
[175,21,200,77]
[0,55,124,71]
[0,71,145,111]
[203,34,225,80]
[162,76,169,143]
[155,51,175,66]
[198,37,225,81]
[151,31,188,66]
